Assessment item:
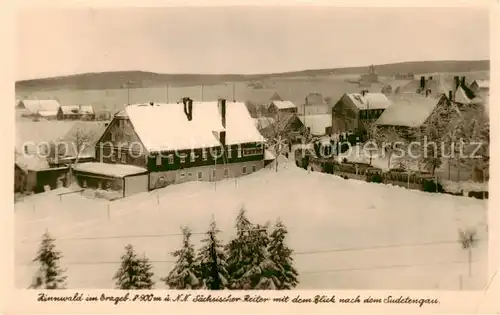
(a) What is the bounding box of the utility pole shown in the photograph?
[126,80,134,105]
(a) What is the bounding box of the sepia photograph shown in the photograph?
[12,4,491,295]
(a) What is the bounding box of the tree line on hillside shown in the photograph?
[29,207,298,290]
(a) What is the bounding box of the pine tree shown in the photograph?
[30,231,67,289]
[162,227,201,289]
[113,244,155,289]
[196,218,230,290]
[226,207,280,289]
[268,219,299,289]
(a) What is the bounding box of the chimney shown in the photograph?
[219,131,226,147]
[448,90,453,101]
[454,76,460,91]
[149,101,154,106]
[218,98,226,128]
[461,76,466,87]
[361,90,366,96]
[420,76,425,90]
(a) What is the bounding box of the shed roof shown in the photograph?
[72,162,147,178]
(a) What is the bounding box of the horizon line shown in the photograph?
[16,58,490,82]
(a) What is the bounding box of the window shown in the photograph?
[180,154,186,164]
[190,151,196,162]
[202,149,207,161]
[227,147,232,158]
[23,145,29,154]
[82,180,87,188]
[212,169,217,179]
[121,153,126,163]
[188,172,193,177]
[197,172,203,180]
[111,152,116,162]
[111,132,116,142]
[252,165,257,173]
[242,166,247,174]
[180,171,185,178]
[156,154,161,166]
[237,147,242,158]
[224,168,229,177]
[168,154,174,164]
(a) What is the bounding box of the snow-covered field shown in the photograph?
[15,160,488,290]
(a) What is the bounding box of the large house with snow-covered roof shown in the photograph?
[74,98,268,197]
[331,91,393,134]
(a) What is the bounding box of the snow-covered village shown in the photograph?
[13,7,490,291]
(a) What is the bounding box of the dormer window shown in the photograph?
[190,151,195,162]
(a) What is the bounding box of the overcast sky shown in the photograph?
[16,6,489,80]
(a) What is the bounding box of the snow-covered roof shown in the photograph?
[264,149,276,161]
[298,114,331,136]
[374,96,438,128]
[38,110,58,117]
[60,105,95,115]
[454,86,483,105]
[271,100,296,110]
[20,99,60,114]
[72,162,147,178]
[473,80,489,89]
[124,101,265,152]
[80,105,95,114]
[346,93,392,110]
[60,105,81,115]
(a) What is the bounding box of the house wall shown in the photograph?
[147,142,264,172]
[124,174,149,197]
[14,166,26,192]
[331,95,359,134]
[74,171,123,191]
[34,167,69,193]
[149,160,264,189]
[95,117,148,167]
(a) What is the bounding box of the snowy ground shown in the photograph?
[15,159,488,290]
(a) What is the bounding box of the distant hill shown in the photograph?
[16,60,489,91]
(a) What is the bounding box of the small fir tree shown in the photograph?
[162,227,201,289]
[113,244,155,289]
[196,218,230,290]
[30,231,67,289]
[226,207,280,289]
[268,219,299,289]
